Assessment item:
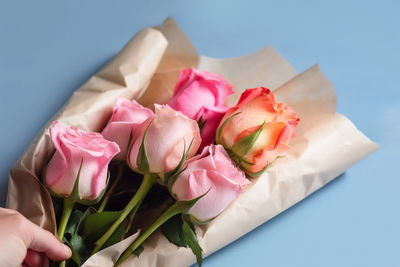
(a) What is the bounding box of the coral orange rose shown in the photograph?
[216,87,299,176]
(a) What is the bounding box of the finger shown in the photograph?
[24,250,49,267]
[22,220,71,262]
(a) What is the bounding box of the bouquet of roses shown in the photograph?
[7,18,378,267]
[44,67,299,266]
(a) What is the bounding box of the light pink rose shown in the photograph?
[128,104,201,175]
[167,68,233,150]
[45,121,120,201]
[101,98,154,160]
[172,145,249,222]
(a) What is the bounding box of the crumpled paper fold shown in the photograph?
[7,18,378,267]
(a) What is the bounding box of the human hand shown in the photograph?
[0,207,71,267]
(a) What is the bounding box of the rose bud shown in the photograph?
[171,144,250,223]
[216,87,299,176]
[167,68,234,150]
[45,121,120,202]
[128,104,202,176]
[101,98,154,161]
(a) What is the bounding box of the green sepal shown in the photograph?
[42,159,83,201]
[176,189,210,214]
[182,219,203,267]
[246,164,269,178]
[231,121,265,156]
[45,159,110,206]
[127,129,134,160]
[136,124,151,173]
[161,214,186,247]
[226,149,255,166]
[126,130,134,169]
[164,138,193,190]
[77,171,110,206]
[68,159,84,202]
[167,166,187,197]
[184,213,217,226]
[246,155,284,178]
[215,112,240,145]
[197,116,207,132]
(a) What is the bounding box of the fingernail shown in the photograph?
[63,244,72,256]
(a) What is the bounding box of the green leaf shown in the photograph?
[215,112,240,145]
[136,124,150,173]
[161,214,186,247]
[65,209,83,235]
[231,121,265,156]
[133,245,144,256]
[104,222,126,248]
[124,196,144,237]
[83,211,122,242]
[76,207,95,234]
[64,238,81,266]
[69,233,91,265]
[182,219,203,267]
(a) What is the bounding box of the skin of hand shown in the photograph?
[0,207,71,267]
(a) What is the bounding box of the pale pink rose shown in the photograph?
[167,68,233,150]
[217,87,299,175]
[45,121,120,201]
[101,98,154,160]
[172,145,249,222]
[128,104,201,175]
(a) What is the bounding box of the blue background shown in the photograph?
[0,1,399,266]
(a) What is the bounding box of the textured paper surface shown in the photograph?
[7,18,378,267]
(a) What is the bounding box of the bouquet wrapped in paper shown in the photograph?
[7,18,378,267]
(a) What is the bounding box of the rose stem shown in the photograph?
[57,198,75,239]
[97,163,124,213]
[92,173,156,254]
[57,198,75,267]
[115,202,182,266]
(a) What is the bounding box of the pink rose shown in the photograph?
[167,68,233,150]
[101,98,154,160]
[128,104,201,175]
[172,145,249,222]
[217,87,299,176]
[45,121,120,201]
